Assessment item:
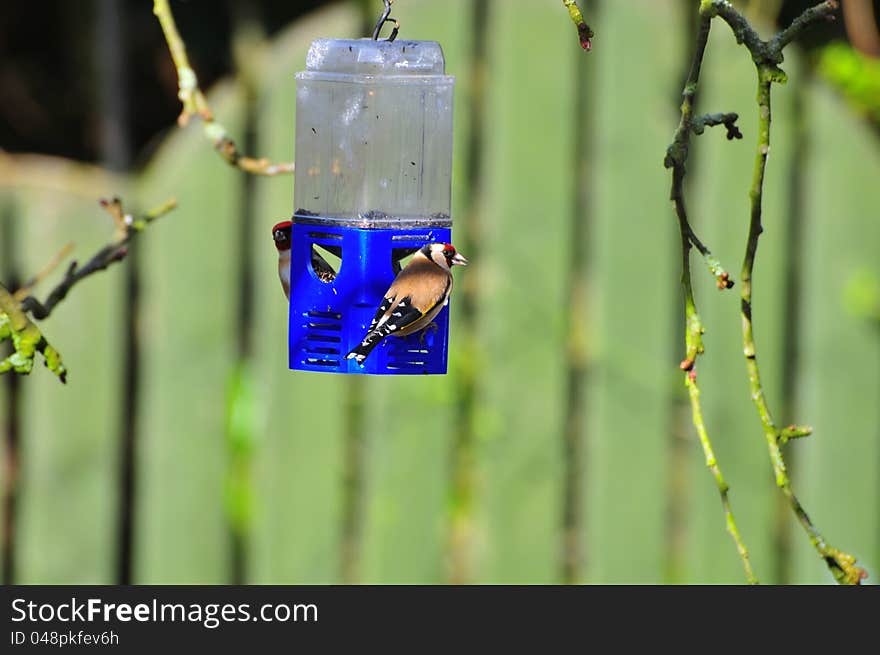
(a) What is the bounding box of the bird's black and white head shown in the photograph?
[272,220,292,252]
[421,242,468,271]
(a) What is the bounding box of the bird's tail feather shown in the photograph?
[345,330,385,364]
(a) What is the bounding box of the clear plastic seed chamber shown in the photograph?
[289,37,455,374]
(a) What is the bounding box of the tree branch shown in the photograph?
[12,242,74,303]
[562,0,594,51]
[691,112,743,140]
[1,196,172,382]
[665,10,756,584]
[772,0,840,52]
[727,0,864,587]
[0,285,66,383]
[668,0,865,585]
[664,13,736,292]
[152,0,295,176]
[19,197,176,321]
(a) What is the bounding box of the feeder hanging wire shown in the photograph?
[372,0,400,41]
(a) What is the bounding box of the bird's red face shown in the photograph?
[441,243,468,267]
[272,220,292,252]
[273,220,293,300]
[423,242,468,269]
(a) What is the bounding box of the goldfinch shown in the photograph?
[272,220,338,298]
[345,242,467,364]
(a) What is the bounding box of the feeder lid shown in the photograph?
[305,38,447,76]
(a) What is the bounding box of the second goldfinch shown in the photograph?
[345,242,467,364]
[272,220,339,298]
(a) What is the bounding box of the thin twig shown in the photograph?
[371,0,400,42]
[706,0,866,586]
[20,197,176,321]
[691,112,743,140]
[685,368,756,582]
[665,8,757,584]
[562,0,594,51]
[2,196,173,383]
[664,17,737,293]
[152,0,295,176]
[12,243,74,303]
[772,0,842,51]
[671,0,865,585]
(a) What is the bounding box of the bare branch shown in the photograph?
[20,197,176,321]
[772,0,839,52]
[562,0,594,51]
[666,9,755,583]
[12,242,74,303]
[152,0,295,176]
[668,0,865,585]
[691,112,743,140]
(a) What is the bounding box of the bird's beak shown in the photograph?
[452,253,468,266]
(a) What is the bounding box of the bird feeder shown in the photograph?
[288,36,455,375]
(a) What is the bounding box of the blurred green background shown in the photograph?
[1,0,878,585]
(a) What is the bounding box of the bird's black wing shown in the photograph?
[346,296,425,364]
[367,296,424,334]
[381,296,426,334]
[366,296,393,331]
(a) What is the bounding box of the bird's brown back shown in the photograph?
[386,255,451,314]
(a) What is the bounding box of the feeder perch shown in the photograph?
[289,37,455,375]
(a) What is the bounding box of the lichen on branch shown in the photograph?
[0,284,66,383]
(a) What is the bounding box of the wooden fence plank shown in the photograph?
[355,0,471,584]
[134,83,244,583]
[447,0,571,583]
[1,163,125,582]
[585,0,680,583]
[248,6,355,584]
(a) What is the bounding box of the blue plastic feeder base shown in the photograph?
[288,223,452,375]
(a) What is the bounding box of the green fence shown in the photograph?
[1,0,877,584]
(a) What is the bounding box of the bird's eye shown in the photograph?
[274,230,286,242]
